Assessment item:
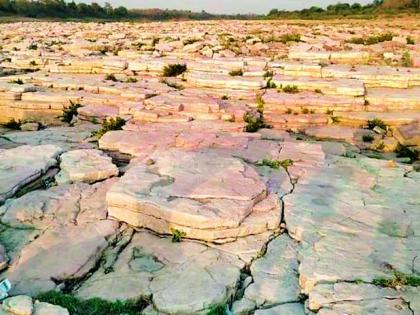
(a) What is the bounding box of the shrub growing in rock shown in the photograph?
[92,117,126,138]
[105,73,118,82]
[279,33,301,43]
[60,101,82,124]
[171,228,186,242]
[362,135,374,143]
[367,118,387,130]
[162,64,187,77]
[282,85,299,93]
[243,112,267,132]
[8,78,24,85]
[228,68,243,76]
[2,118,21,130]
[395,144,419,162]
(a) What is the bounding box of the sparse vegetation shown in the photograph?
[162,64,187,77]
[406,36,415,45]
[207,304,227,315]
[279,33,301,43]
[314,88,323,94]
[256,93,265,113]
[257,158,294,170]
[161,79,185,90]
[2,119,21,130]
[171,228,186,242]
[60,101,82,124]
[243,111,269,133]
[367,118,387,130]
[266,79,277,89]
[105,73,118,82]
[373,271,420,288]
[346,32,394,45]
[401,51,413,67]
[282,85,299,94]
[395,144,419,162]
[92,117,126,138]
[263,70,274,79]
[8,78,24,85]
[35,291,145,315]
[362,135,374,143]
[221,95,229,100]
[228,69,243,76]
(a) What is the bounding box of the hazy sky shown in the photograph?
[78,0,374,14]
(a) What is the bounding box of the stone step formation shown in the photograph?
[0,18,419,314]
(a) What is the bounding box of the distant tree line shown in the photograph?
[0,0,418,20]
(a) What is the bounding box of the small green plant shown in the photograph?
[373,271,420,288]
[183,38,200,45]
[105,73,118,82]
[346,33,394,45]
[30,60,37,66]
[221,95,229,100]
[282,85,299,94]
[162,64,187,77]
[161,79,184,90]
[406,36,415,45]
[2,118,21,130]
[314,88,322,94]
[402,51,413,67]
[376,141,385,151]
[207,304,227,315]
[367,118,387,130]
[362,135,374,143]
[256,93,265,113]
[35,291,144,315]
[8,78,24,85]
[331,116,340,124]
[60,101,82,124]
[395,144,419,162]
[171,228,186,242]
[263,70,274,79]
[243,112,268,133]
[28,43,38,50]
[279,33,301,43]
[266,79,277,89]
[229,68,243,76]
[92,117,126,138]
[257,158,294,170]
[125,77,138,83]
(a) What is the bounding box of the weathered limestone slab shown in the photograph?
[76,231,242,314]
[393,122,420,146]
[6,220,118,295]
[263,90,365,114]
[56,149,118,184]
[0,145,63,204]
[284,156,420,295]
[322,65,420,88]
[0,179,117,229]
[271,75,365,96]
[334,111,420,127]
[309,282,419,314]
[244,235,301,307]
[186,72,266,90]
[365,87,420,111]
[107,149,281,242]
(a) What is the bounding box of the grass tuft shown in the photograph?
[35,291,145,315]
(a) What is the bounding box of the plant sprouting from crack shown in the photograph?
[171,228,186,242]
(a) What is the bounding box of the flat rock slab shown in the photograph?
[0,145,63,204]
[76,230,242,314]
[56,149,118,184]
[6,220,118,295]
[107,149,281,242]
